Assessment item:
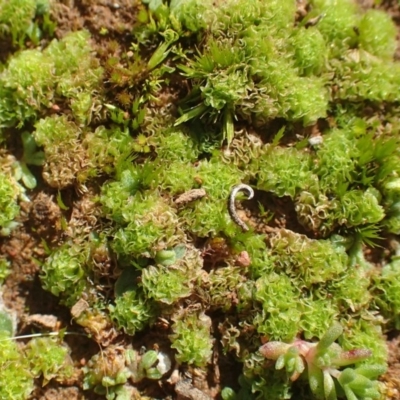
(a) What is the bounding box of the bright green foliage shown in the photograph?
[298,298,338,341]
[290,27,326,76]
[16,31,105,188]
[175,0,328,142]
[254,272,301,341]
[154,128,200,193]
[45,30,103,100]
[273,73,327,125]
[0,333,34,400]
[110,192,182,257]
[373,252,400,329]
[85,127,138,176]
[339,189,384,227]
[170,311,213,366]
[0,48,52,127]
[169,0,212,33]
[33,116,80,150]
[332,51,400,102]
[212,0,296,34]
[307,1,400,105]
[108,289,156,335]
[315,129,359,192]
[141,265,192,304]
[0,171,20,236]
[40,242,89,307]
[253,232,363,342]
[297,188,386,240]
[310,0,359,53]
[157,159,197,194]
[24,337,73,385]
[179,156,245,236]
[293,125,397,237]
[358,10,397,60]
[268,230,347,285]
[0,0,48,45]
[141,245,202,304]
[0,30,102,133]
[327,266,372,313]
[0,258,10,284]
[0,316,70,396]
[0,0,36,41]
[253,145,317,198]
[240,233,273,279]
[381,178,400,234]
[100,165,146,224]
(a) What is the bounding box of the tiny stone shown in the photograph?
[308,135,323,146]
[175,380,213,400]
[70,298,90,319]
[235,250,251,267]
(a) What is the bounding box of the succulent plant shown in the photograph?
[259,323,385,400]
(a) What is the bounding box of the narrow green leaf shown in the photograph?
[56,191,69,211]
[174,103,208,125]
[271,127,285,147]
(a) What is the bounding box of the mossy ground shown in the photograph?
[1,0,400,399]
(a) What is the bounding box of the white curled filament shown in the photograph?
[228,184,254,231]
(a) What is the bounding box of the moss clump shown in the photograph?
[0,333,34,400]
[33,115,89,188]
[290,27,326,76]
[40,242,90,307]
[0,30,102,138]
[373,251,400,329]
[207,265,248,311]
[177,0,328,135]
[178,156,246,236]
[110,192,183,257]
[108,289,156,336]
[0,258,10,284]
[24,337,73,385]
[358,9,397,60]
[169,311,213,367]
[0,0,51,46]
[154,128,201,194]
[0,332,72,400]
[310,0,359,52]
[254,272,302,342]
[253,145,316,198]
[269,229,348,285]
[0,171,20,236]
[141,245,203,304]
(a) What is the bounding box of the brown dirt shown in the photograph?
[382,334,400,400]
